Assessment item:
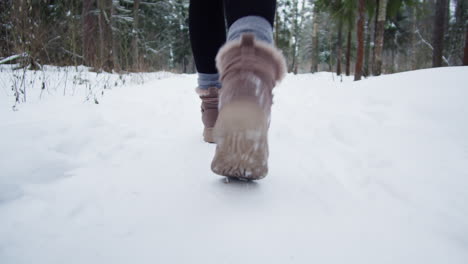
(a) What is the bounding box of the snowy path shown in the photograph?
[1,68,468,263]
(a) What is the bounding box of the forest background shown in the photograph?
[0,0,467,81]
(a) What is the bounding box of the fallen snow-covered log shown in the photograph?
[0,53,28,65]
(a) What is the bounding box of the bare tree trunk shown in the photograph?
[355,0,365,81]
[346,29,351,76]
[409,4,417,70]
[364,14,372,76]
[450,0,467,65]
[336,20,343,76]
[275,10,280,47]
[97,0,114,72]
[291,46,298,73]
[328,26,334,72]
[83,0,98,68]
[432,0,447,67]
[97,1,104,69]
[293,0,306,74]
[290,48,297,74]
[464,25,468,65]
[373,0,388,76]
[311,4,319,73]
[444,0,450,40]
[371,0,379,75]
[132,0,141,71]
[112,3,120,72]
[290,0,299,74]
[69,0,81,66]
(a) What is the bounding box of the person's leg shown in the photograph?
[189,0,226,143]
[211,0,286,179]
[189,0,226,89]
[223,0,276,44]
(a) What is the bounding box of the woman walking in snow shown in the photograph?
[189,0,286,180]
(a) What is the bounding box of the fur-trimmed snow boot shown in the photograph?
[196,87,219,143]
[211,33,287,180]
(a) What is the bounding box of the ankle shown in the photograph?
[197,73,221,90]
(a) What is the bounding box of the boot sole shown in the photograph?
[211,100,269,180]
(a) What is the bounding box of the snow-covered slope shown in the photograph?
[1,67,467,263]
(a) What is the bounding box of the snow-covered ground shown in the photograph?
[1,66,467,263]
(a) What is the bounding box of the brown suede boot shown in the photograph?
[196,87,219,143]
[211,34,287,180]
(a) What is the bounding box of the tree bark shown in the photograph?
[432,0,447,67]
[275,10,279,47]
[409,4,417,70]
[373,0,387,76]
[132,0,140,71]
[371,0,379,75]
[289,0,299,73]
[311,4,319,73]
[336,20,343,76]
[346,29,351,76]
[97,0,114,72]
[83,0,98,68]
[364,13,372,76]
[355,0,365,81]
[464,25,468,66]
[444,0,450,39]
[328,25,334,72]
[112,3,121,72]
[451,0,467,65]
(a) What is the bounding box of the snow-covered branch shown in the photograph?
[415,28,450,66]
[0,53,28,65]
